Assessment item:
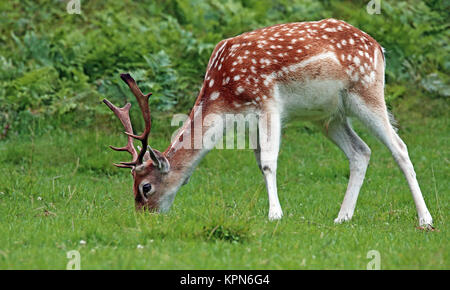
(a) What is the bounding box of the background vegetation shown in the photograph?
[0,0,448,136]
[0,0,448,269]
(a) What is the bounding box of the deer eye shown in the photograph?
[142,183,152,195]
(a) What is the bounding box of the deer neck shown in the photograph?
[164,102,222,184]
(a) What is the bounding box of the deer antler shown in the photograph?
[102,100,138,168]
[103,73,152,168]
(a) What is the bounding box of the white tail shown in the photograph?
[104,18,433,228]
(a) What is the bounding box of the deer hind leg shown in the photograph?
[348,92,433,227]
[255,108,283,220]
[320,117,371,223]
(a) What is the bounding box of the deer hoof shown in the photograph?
[334,214,352,224]
[268,209,283,221]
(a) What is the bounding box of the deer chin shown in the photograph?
[157,187,179,213]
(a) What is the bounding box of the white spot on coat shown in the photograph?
[210,91,220,100]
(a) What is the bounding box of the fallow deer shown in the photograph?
[103,18,433,228]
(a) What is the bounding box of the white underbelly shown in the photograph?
[275,79,345,120]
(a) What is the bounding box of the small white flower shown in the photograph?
[37,197,42,201]
[149,239,154,243]
[137,244,144,249]
[79,240,86,245]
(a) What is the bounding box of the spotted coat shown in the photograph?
[198,18,384,112]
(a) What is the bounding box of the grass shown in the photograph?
[0,112,448,269]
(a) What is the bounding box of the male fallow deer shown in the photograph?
[103,19,433,228]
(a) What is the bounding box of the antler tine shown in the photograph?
[120,73,152,164]
[113,163,135,169]
[103,99,138,168]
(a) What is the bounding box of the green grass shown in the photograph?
[0,113,448,269]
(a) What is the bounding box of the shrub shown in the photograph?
[0,0,448,137]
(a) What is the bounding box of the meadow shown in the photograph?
[0,0,448,269]
[0,110,448,269]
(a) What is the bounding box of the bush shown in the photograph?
[0,0,448,137]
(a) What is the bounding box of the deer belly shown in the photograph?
[275,79,345,120]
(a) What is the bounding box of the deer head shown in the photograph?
[103,73,172,211]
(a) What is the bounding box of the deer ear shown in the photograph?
[143,151,151,162]
[147,146,170,173]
